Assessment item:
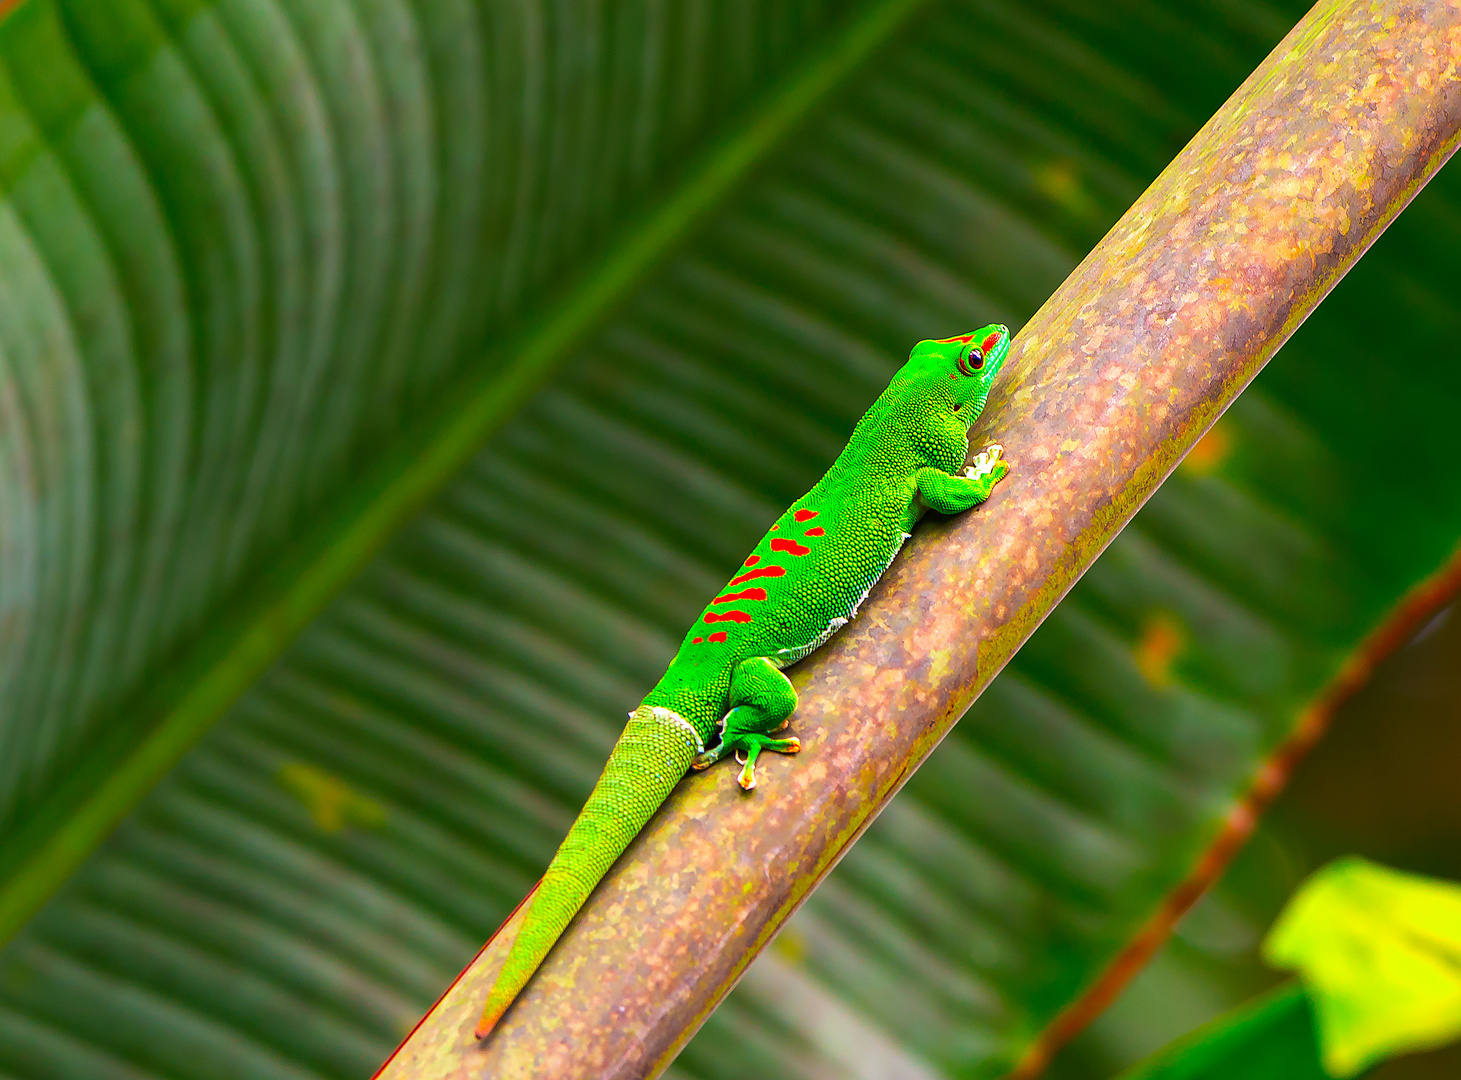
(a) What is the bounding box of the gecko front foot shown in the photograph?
[965,443,1006,480]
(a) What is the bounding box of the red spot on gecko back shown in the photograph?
[708,632,728,643]
[692,637,704,644]
[804,527,825,537]
[980,331,1002,354]
[705,610,752,624]
[729,565,785,586]
[769,522,779,530]
[935,334,975,343]
[770,537,810,556]
[712,587,767,604]
[793,509,818,522]
[743,554,760,567]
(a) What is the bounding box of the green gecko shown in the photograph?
[476,325,1013,1037]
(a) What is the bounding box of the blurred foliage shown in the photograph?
[1050,608,1461,1080]
[1264,858,1461,1078]
[0,0,1460,1078]
[1099,856,1461,1080]
[1117,984,1329,1080]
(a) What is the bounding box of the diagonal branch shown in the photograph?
[379,2,1461,1077]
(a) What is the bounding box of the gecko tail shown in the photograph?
[475,703,702,1040]
[474,876,594,1037]
[470,881,541,1038]
[474,1001,506,1040]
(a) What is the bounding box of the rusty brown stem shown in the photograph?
[377,3,1461,1077]
[1007,539,1461,1080]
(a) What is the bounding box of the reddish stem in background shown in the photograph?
[1009,545,1461,1079]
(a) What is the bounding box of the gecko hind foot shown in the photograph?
[730,734,801,791]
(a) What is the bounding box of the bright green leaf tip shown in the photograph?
[1263,856,1461,1078]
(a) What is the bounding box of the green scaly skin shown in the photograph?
[476,326,1013,1037]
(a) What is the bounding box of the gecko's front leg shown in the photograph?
[916,443,1009,514]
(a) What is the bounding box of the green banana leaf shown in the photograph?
[1,0,1459,1078]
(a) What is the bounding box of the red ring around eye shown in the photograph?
[956,353,972,376]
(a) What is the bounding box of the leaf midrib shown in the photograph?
[0,0,934,947]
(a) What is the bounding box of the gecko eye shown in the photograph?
[957,347,984,375]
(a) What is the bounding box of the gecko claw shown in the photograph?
[724,734,802,791]
[734,748,756,790]
[965,443,1006,480]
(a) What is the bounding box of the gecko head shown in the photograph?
[907,324,1011,419]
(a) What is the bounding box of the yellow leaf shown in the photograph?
[1263,857,1461,1077]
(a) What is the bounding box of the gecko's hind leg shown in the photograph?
[690,657,799,791]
